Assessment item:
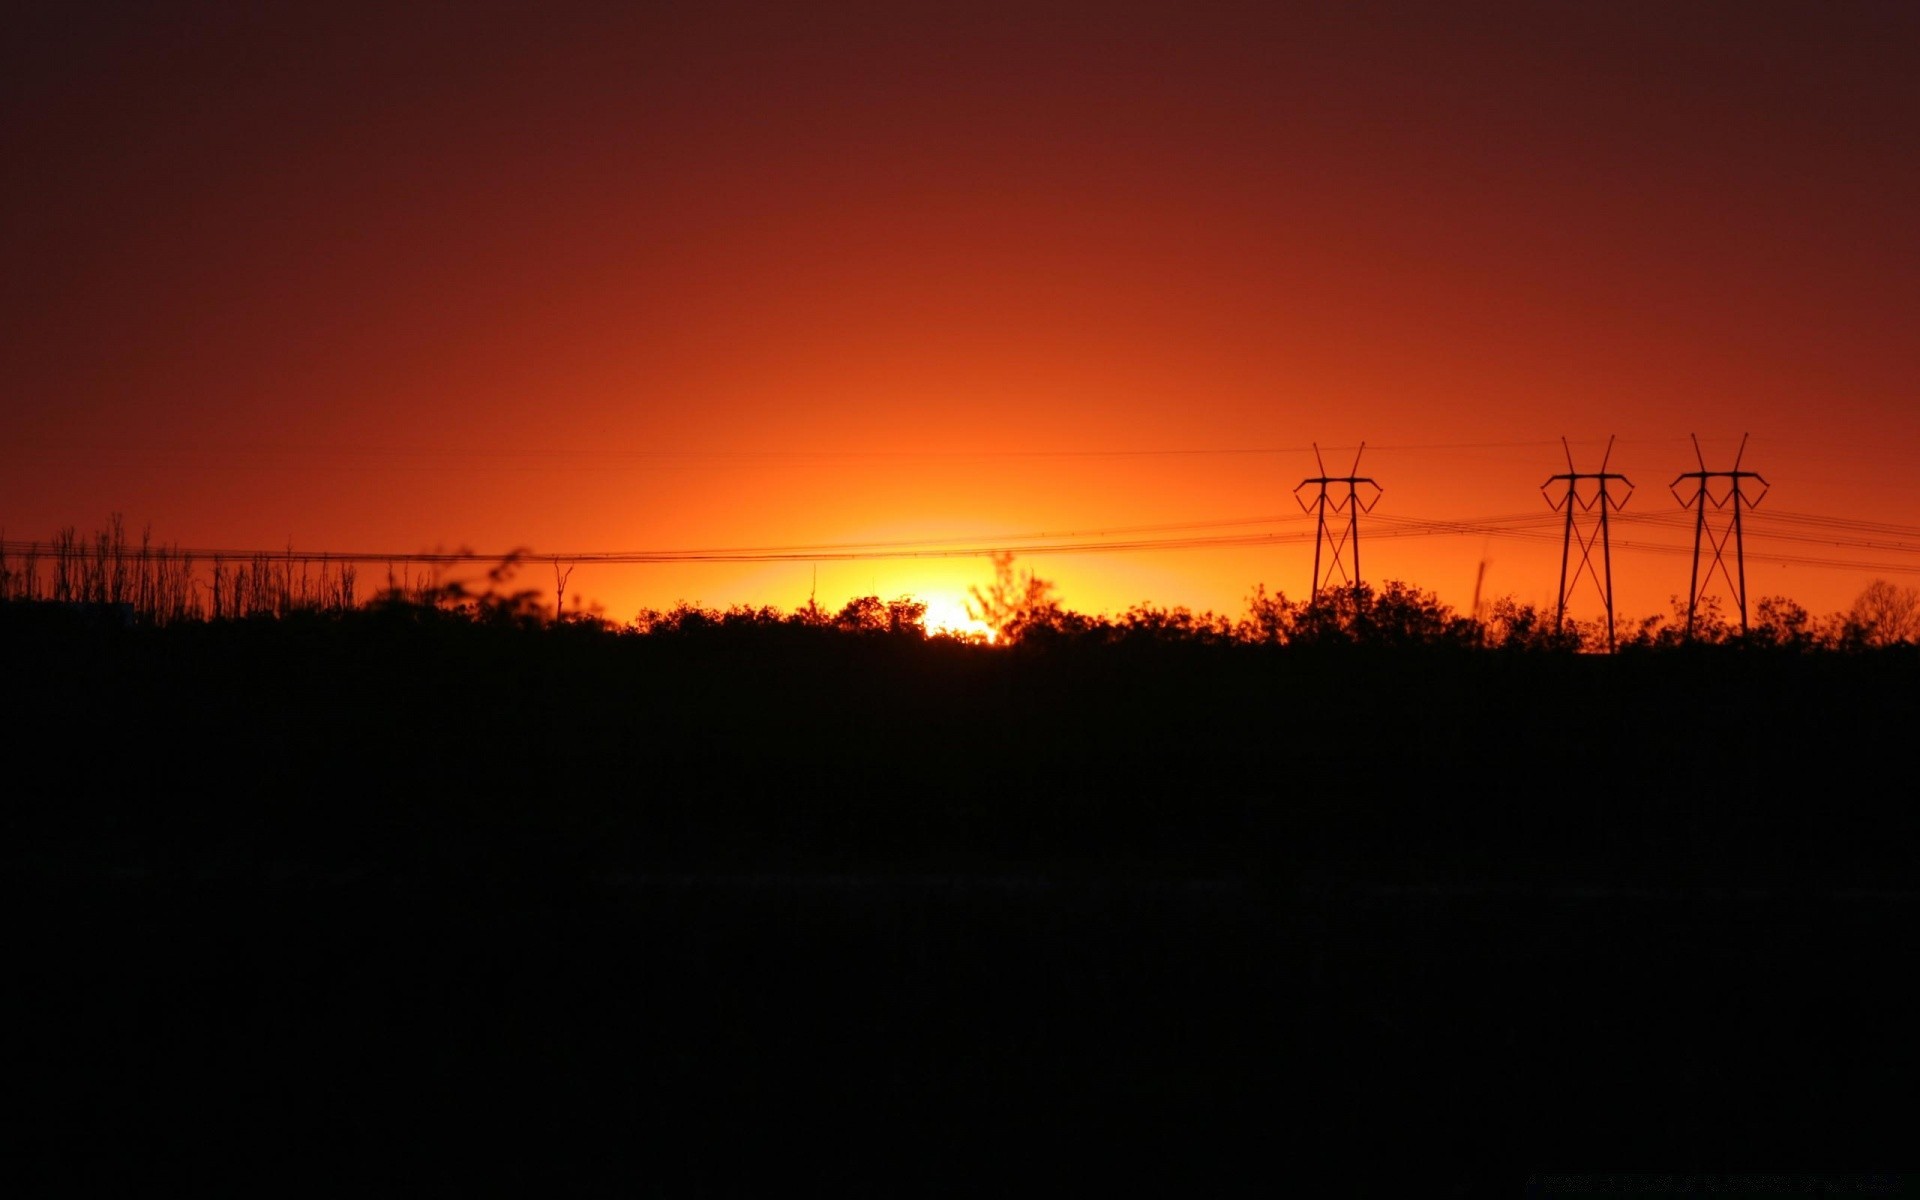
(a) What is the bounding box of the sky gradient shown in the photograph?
[7,1,1917,628]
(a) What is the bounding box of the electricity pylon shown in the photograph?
[1670,432,1768,638]
[1543,436,1633,650]
[1294,442,1381,601]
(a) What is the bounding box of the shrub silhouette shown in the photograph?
[831,594,927,635]
[4,518,1910,657]
[1479,597,1581,652]
[1285,581,1479,649]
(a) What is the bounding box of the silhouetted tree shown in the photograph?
[1849,579,1920,645]
[886,595,928,636]
[1114,602,1235,645]
[835,595,889,632]
[721,603,785,629]
[1288,581,1477,648]
[1480,597,1582,652]
[967,553,1063,643]
[631,601,718,635]
[1236,583,1298,645]
[832,594,928,635]
[1743,595,1830,651]
[789,593,831,627]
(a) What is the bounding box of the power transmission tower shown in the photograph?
[1670,432,1768,639]
[1543,436,1633,650]
[1294,442,1381,601]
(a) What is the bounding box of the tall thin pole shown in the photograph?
[1670,433,1768,639]
[1543,436,1633,651]
[1295,442,1381,602]
[1556,475,1575,631]
[1598,437,1619,650]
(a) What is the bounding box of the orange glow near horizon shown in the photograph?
[922,594,995,642]
[4,5,1916,629]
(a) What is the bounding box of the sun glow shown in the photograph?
[921,594,995,642]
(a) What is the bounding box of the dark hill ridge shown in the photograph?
[6,614,1916,1190]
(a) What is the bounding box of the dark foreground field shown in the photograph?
[7,613,1916,1192]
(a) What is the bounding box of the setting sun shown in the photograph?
[921,594,995,642]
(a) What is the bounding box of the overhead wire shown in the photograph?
[7,501,1920,575]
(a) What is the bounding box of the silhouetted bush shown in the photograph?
[4,523,1904,658]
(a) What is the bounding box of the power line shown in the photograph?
[8,504,1920,575]
[7,437,1584,464]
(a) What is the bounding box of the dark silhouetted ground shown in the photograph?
[6,613,1914,1191]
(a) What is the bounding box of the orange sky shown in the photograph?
[6,2,1917,628]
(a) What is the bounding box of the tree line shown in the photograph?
[5,521,1919,651]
